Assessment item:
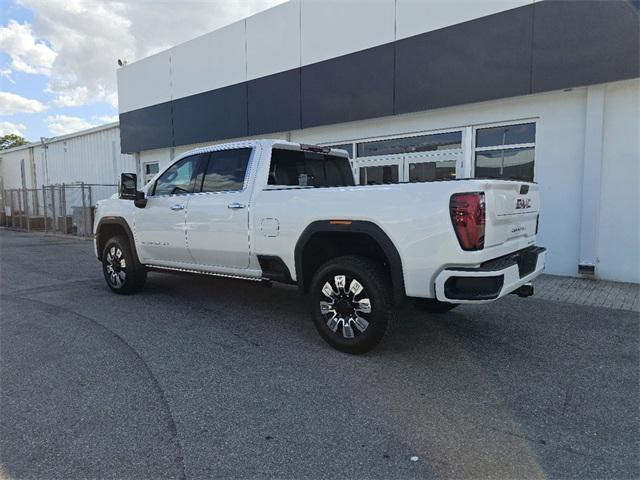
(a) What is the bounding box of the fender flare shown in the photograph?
[95,216,141,265]
[294,220,406,303]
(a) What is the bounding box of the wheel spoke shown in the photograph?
[120,259,127,269]
[320,301,335,315]
[115,248,122,259]
[349,279,363,297]
[334,275,346,293]
[118,271,126,281]
[110,246,116,257]
[355,298,371,314]
[353,314,369,332]
[322,282,338,299]
[326,314,340,332]
[342,321,355,339]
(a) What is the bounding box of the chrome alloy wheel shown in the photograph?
[319,274,372,339]
[105,245,127,288]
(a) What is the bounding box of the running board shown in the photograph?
[147,264,265,282]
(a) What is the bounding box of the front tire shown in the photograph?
[102,235,147,294]
[310,256,395,354]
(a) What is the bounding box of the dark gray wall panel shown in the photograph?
[532,1,640,93]
[119,102,173,153]
[395,5,534,115]
[248,69,301,135]
[301,43,394,128]
[172,83,248,146]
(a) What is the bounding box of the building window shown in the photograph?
[359,165,399,185]
[357,131,462,158]
[408,160,456,182]
[474,122,535,181]
[143,162,159,184]
[325,143,354,159]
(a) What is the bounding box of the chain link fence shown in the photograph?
[0,183,119,237]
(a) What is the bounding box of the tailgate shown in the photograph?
[484,181,539,247]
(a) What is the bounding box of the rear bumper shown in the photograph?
[434,246,546,304]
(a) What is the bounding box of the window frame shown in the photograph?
[319,126,464,161]
[471,120,537,181]
[355,131,463,159]
[141,161,160,186]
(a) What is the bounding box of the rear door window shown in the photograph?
[268,149,354,188]
[200,148,252,193]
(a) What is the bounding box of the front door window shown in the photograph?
[153,154,202,196]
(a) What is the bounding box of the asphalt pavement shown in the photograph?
[1,229,638,479]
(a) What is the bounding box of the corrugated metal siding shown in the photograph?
[0,149,32,189]
[0,126,136,189]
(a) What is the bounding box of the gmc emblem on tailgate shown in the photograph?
[516,198,532,210]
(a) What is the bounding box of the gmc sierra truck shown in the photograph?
[94,139,545,353]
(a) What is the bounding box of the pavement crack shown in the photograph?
[0,293,188,480]
[561,384,574,417]
[490,427,547,445]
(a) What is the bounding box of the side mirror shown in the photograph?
[134,191,147,209]
[120,173,148,208]
[120,173,138,200]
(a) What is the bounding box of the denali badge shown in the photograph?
[516,198,532,210]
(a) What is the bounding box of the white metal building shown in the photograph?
[0,123,135,190]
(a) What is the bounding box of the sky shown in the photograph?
[0,0,285,141]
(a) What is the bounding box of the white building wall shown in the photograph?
[0,148,32,190]
[597,80,640,283]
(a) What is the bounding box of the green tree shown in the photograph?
[0,134,29,150]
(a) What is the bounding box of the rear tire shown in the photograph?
[413,298,457,314]
[310,255,395,354]
[102,235,146,294]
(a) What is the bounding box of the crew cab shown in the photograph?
[94,139,545,353]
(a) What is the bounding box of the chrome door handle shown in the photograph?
[227,202,246,210]
[170,204,185,211]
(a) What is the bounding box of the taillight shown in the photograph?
[450,192,485,251]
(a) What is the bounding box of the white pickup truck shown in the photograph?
[94,139,545,353]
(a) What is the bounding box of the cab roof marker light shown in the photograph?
[300,144,331,154]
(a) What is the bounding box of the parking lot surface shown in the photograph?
[1,230,638,479]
